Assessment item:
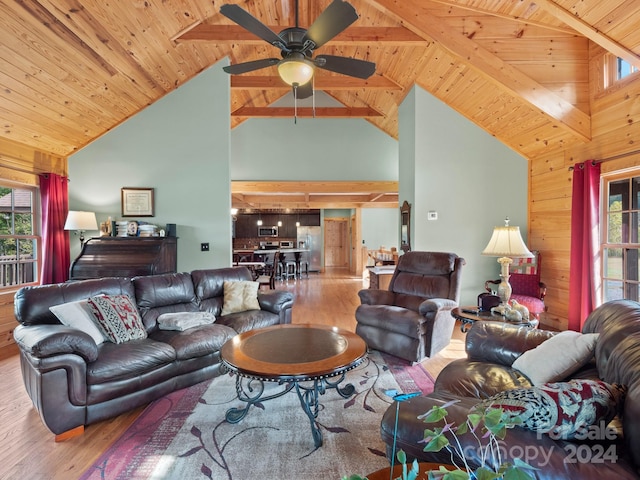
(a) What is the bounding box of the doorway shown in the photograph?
[324,218,348,267]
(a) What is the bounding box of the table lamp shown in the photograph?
[481,217,533,307]
[64,210,98,247]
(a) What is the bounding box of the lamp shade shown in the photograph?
[481,220,533,258]
[64,211,98,231]
[277,54,314,86]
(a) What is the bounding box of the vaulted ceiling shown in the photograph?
[2,1,640,208]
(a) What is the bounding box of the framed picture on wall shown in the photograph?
[121,187,155,217]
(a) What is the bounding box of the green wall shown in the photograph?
[67,62,232,272]
[399,86,528,305]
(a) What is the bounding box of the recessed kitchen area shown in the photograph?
[232,209,322,272]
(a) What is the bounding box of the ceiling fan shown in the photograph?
[220,0,376,100]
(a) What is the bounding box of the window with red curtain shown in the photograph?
[568,161,601,331]
[40,173,70,284]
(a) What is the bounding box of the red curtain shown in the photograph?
[40,173,70,284]
[568,161,601,331]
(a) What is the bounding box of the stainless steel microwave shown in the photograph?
[258,226,278,237]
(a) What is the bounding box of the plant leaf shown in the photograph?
[422,433,450,452]
[503,464,536,480]
[474,466,500,480]
[418,405,448,423]
[443,469,471,480]
[512,457,538,471]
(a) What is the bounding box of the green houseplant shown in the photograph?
[344,399,537,480]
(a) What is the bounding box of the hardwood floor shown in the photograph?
[0,268,465,480]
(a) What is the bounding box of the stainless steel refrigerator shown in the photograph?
[297,226,322,272]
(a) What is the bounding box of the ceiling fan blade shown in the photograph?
[314,55,376,79]
[293,82,313,99]
[220,4,287,50]
[223,58,279,75]
[303,0,358,50]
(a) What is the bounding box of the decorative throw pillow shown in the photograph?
[511,331,599,385]
[474,379,627,440]
[50,299,107,345]
[157,312,216,331]
[221,280,260,316]
[87,294,147,344]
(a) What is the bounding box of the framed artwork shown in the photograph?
[121,187,155,217]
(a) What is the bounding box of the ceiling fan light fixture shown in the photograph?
[278,54,314,86]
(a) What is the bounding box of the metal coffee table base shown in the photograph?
[225,372,356,448]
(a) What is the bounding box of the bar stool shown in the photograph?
[280,252,297,281]
[297,251,310,278]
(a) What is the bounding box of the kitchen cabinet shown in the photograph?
[234,212,320,239]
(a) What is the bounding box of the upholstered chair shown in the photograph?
[484,250,546,318]
[355,251,465,363]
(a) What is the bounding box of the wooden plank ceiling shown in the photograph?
[1,1,640,209]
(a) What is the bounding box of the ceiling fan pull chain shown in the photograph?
[293,83,298,124]
[312,77,316,118]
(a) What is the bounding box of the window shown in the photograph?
[0,186,39,287]
[604,54,640,88]
[602,173,640,302]
[617,58,638,80]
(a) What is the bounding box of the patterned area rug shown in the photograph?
[80,351,434,480]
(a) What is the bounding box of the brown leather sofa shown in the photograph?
[12,267,293,440]
[355,251,465,363]
[380,300,640,479]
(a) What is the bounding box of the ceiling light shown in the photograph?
[278,54,314,86]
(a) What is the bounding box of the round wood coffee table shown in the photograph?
[366,462,453,479]
[220,323,367,447]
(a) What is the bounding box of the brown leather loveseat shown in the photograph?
[12,267,293,440]
[380,300,640,479]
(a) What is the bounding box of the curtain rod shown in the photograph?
[568,148,640,171]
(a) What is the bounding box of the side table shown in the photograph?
[452,306,538,333]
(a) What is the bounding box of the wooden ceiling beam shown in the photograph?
[368,0,592,142]
[175,25,427,46]
[232,181,398,194]
[231,107,383,118]
[428,0,577,35]
[535,0,640,70]
[232,198,399,209]
[231,75,402,90]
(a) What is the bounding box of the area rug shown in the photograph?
[80,351,434,480]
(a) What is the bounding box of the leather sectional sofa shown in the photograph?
[380,300,640,479]
[12,267,293,440]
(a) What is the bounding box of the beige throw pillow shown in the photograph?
[512,330,599,385]
[221,281,260,316]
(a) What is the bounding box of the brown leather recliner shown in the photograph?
[355,251,465,363]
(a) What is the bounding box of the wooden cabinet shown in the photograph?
[69,236,177,280]
[234,212,321,240]
[368,266,395,290]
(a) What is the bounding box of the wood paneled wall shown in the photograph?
[0,137,66,348]
[529,44,640,330]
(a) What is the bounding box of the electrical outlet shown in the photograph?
[201,242,209,252]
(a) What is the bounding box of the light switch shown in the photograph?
[428,211,438,220]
